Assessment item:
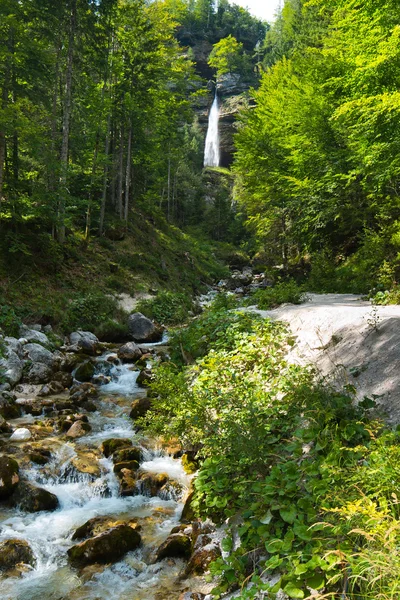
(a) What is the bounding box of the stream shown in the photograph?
[0,345,192,600]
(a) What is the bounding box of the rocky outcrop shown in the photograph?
[19,325,50,346]
[0,456,20,499]
[0,539,36,571]
[23,343,54,367]
[68,524,141,566]
[128,313,163,343]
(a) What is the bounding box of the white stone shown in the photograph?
[10,428,32,442]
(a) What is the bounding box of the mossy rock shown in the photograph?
[181,453,198,475]
[137,472,169,496]
[181,490,195,522]
[155,533,192,561]
[74,360,95,383]
[10,481,59,512]
[113,460,140,475]
[112,446,142,464]
[101,438,132,458]
[0,456,19,500]
[68,524,141,566]
[72,516,140,541]
[0,539,36,571]
[183,544,221,577]
[129,397,152,420]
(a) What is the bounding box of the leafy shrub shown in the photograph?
[61,292,119,333]
[0,304,21,337]
[94,318,130,342]
[244,280,305,309]
[137,291,193,325]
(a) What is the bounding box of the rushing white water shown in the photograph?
[204,92,220,167]
[0,351,191,600]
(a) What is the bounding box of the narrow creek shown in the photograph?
[0,343,192,600]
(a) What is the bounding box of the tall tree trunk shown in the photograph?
[0,34,11,216]
[58,0,77,244]
[167,155,171,222]
[124,121,132,222]
[117,125,124,219]
[98,114,111,235]
[84,131,100,241]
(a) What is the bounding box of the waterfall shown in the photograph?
[204,92,220,167]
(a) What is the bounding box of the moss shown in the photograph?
[101,438,132,458]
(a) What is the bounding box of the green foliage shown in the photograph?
[244,280,305,309]
[136,291,194,325]
[208,35,252,79]
[61,292,119,333]
[0,304,21,337]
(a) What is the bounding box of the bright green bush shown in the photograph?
[244,280,305,309]
[0,304,21,337]
[61,292,120,333]
[137,291,194,325]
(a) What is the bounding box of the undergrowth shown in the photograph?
[243,280,306,309]
[141,299,400,599]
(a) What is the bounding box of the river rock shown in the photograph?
[72,516,140,540]
[119,468,138,496]
[0,391,21,419]
[66,420,92,439]
[23,343,54,367]
[128,313,163,343]
[137,472,169,496]
[10,427,32,441]
[117,342,142,362]
[112,446,142,463]
[9,481,59,512]
[70,382,98,405]
[0,539,36,571]
[0,416,12,433]
[19,326,49,347]
[137,369,152,386]
[101,438,132,458]
[29,448,51,465]
[129,397,152,420]
[68,524,141,566]
[71,451,101,478]
[15,398,43,416]
[183,542,221,576]
[74,360,95,382]
[179,594,206,600]
[37,380,65,397]
[155,533,192,561]
[0,350,23,386]
[113,460,140,475]
[25,362,53,384]
[4,336,23,356]
[69,331,100,356]
[0,456,19,499]
[181,490,195,522]
[52,371,74,388]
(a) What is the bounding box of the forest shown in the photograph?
[1,1,400,600]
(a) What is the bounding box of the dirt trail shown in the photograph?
[248,293,400,424]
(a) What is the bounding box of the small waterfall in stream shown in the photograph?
[204,91,220,167]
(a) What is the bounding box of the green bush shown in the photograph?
[94,318,130,342]
[61,292,119,333]
[0,304,21,337]
[137,291,194,325]
[244,280,305,309]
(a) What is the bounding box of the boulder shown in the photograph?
[69,382,98,405]
[71,451,101,478]
[29,449,51,465]
[113,460,140,475]
[119,468,138,496]
[25,362,53,384]
[128,313,163,343]
[0,539,35,571]
[183,542,221,576]
[72,516,140,540]
[181,490,195,522]
[10,428,32,442]
[137,369,152,387]
[0,456,19,499]
[65,420,92,439]
[129,397,152,420]
[0,392,21,419]
[37,380,65,397]
[112,446,142,463]
[137,472,169,496]
[155,533,192,561]
[117,342,142,362]
[0,416,12,433]
[4,337,23,356]
[68,524,141,566]
[9,481,59,512]
[52,371,74,388]
[19,326,49,347]
[101,438,132,458]
[69,331,99,356]
[74,361,95,382]
[15,398,42,416]
[181,453,198,475]
[23,343,54,367]
[0,350,23,386]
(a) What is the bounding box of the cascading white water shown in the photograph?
[204,92,220,167]
[0,353,191,600]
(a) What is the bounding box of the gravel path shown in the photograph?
[247,293,400,425]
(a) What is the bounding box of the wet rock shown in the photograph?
[0,539,35,571]
[68,331,100,356]
[37,380,65,397]
[0,350,23,386]
[69,382,98,405]
[72,516,140,540]
[10,427,32,441]
[137,369,152,387]
[25,362,53,384]
[117,342,142,362]
[81,400,97,412]
[183,543,221,576]
[68,524,141,566]
[66,420,92,439]
[0,456,19,499]
[19,326,49,347]
[9,481,59,512]
[119,468,138,496]
[112,446,142,463]
[181,453,198,474]
[74,360,95,382]
[15,398,43,416]
[137,472,169,496]
[92,374,111,386]
[52,371,74,388]
[181,490,195,522]
[60,352,85,373]
[0,415,12,433]
[23,343,54,368]
[106,354,119,364]
[114,460,140,475]
[128,312,163,343]
[155,533,192,561]
[29,449,51,465]
[101,438,132,458]
[129,397,152,420]
[179,594,205,600]
[71,451,101,478]
[0,392,22,419]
